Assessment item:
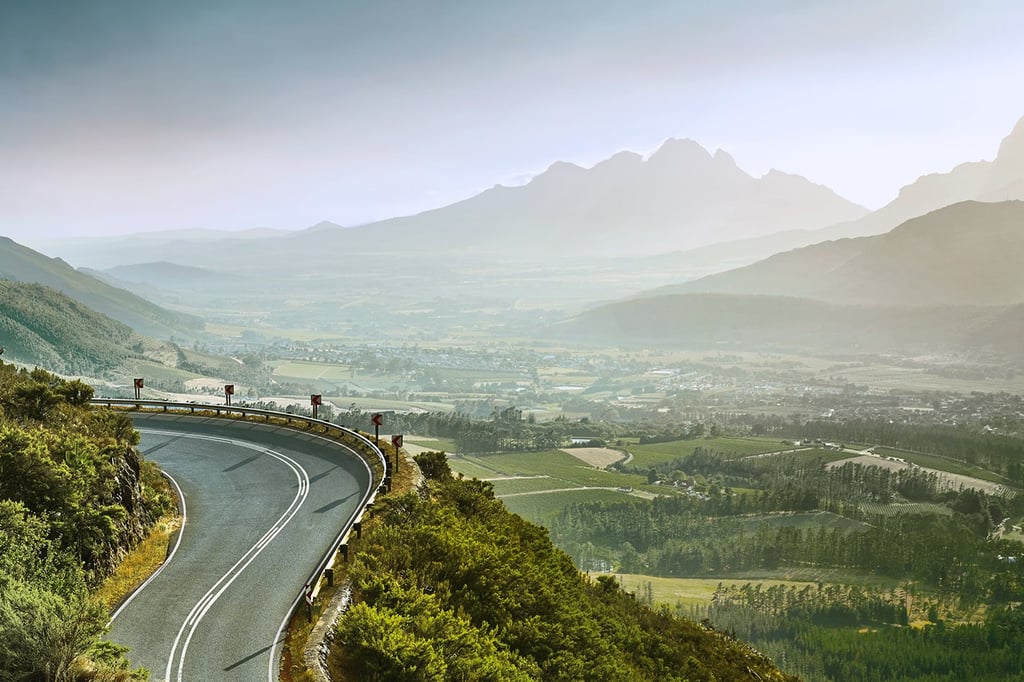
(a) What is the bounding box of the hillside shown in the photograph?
[45,138,866,272]
[558,291,1024,358]
[809,113,1024,242]
[669,200,1024,307]
[0,279,144,375]
[0,362,168,679]
[333,460,796,681]
[0,236,203,338]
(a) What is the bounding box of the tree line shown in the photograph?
[0,360,166,680]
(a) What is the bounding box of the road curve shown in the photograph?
[106,413,373,682]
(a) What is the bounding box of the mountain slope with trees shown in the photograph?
[332,456,796,681]
[0,361,170,680]
[671,200,1024,306]
[0,279,147,375]
[0,236,203,339]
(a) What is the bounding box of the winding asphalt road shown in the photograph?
[106,413,373,682]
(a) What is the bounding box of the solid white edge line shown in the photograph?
[267,431,375,682]
[156,433,309,682]
[107,469,187,626]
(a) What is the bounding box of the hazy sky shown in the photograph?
[4,0,1024,245]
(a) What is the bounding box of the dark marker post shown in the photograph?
[311,394,322,420]
[224,384,234,406]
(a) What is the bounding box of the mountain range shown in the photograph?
[45,138,868,272]
[0,237,203,339]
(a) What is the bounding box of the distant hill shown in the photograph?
[811,114,1024,242]
[0,237,203,338]
[0,279,141,374]
[558,291,1024,358]
[87,261,246,292]
[45,139,866,272]
[667,200,1024,307]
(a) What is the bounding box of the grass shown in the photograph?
[501,488,630,525]
[449,456,503,479]
[490,477,582,496]
[461,450,648,489]
[95,514,179,612]
[859,501,953,517]
[872,446,1011,485]
[736,511,869,534]
[624,436,790,468]
[608,574,817,609]
[405,436,459,453]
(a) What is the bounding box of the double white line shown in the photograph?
[129,430,310,682]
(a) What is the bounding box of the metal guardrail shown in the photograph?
[90,398,390,665]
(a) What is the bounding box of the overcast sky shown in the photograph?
[3,0,1024,245]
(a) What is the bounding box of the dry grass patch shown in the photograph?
[95,514,179,612]
[561,447,626,468]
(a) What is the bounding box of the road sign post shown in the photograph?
[372,413,383,447]
[311,394,322,420]
[225,384,234,406]
[391,434,403,474]
[133,378,143,401]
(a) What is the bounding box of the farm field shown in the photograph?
[561,447,626,468]
[736,511,869,534]
[500,488,630,525]
[460,450,650,490]
[859,501,953,517]
[405,436,459,453]
[489,476,580,496]
[608,574,817,610]
[624,436,790,468]
[872,446,1011,485]
[829,455,1008,495]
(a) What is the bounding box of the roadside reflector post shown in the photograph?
[372,413,383,446]
[391,434,403,475]
[354,521,362,539]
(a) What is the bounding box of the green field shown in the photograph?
[859,501,953,517]
[489,477,581,496]
[406,436,459,453]
[624,436,803,468]
[449,457,502,479]
[608,574,818,609]
[872,447,1011,485]
[736,511,869,534]
[461,450,649,490]
[501,488,630,525]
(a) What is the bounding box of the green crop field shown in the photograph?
[736,511,869,534]
[500,488,630,525]
[461,450,649,489]
[406,436,459,453]
[872,447,1011,485]
[609,574,817,609]
[625,436,799,468]
[490,477,580,496]
[859,501,953,517]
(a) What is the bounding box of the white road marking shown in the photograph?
[138,431,311,682]
[108,469,187,626]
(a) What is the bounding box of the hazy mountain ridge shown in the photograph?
[283,137,868,260]
[806,114,1024,242]
[0,279,140,374]
[669,200,1024,306]
[45,138,867,273]
[561,291,1024,359]
[0,237,204,339]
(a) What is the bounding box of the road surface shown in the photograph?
[106,413,372,682]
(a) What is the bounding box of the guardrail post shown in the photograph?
[339,544,348,561]
[325,567,334,586]
[353,521,362,539]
